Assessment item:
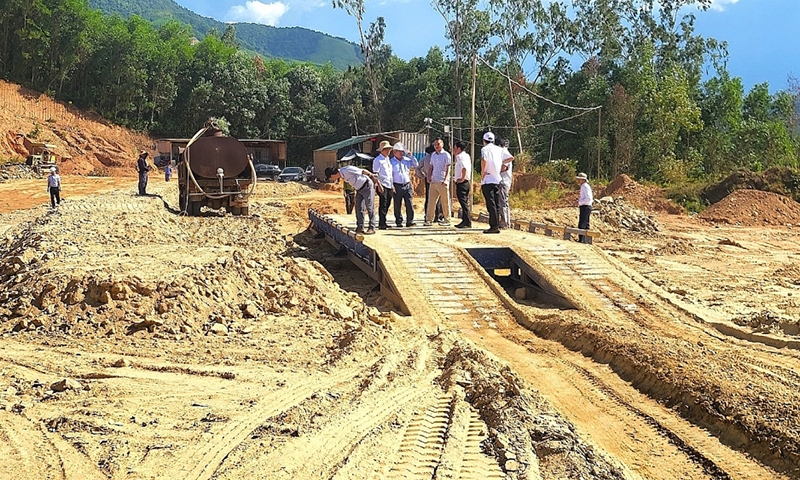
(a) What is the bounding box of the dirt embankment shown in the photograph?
[0,80,153,176]
[698,189,800,226]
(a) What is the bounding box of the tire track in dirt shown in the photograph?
[166,366,363,480]
[0,412,65,480]
[232,376,440,479]
[386,392,505,480]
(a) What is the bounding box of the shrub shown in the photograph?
[510,184,570,210]
[531,158,578,184]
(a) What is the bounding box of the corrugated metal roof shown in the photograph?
[315,131,402,152]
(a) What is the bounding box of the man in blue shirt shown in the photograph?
[325,166,378,235]
[389,142,419,227]
[372,141,393,229]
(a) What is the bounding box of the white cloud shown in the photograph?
[227,1,289,26]
[708,0,739,12]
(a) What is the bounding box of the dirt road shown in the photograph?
[0,177,798,479]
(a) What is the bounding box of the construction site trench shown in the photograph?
[1,177,799,480]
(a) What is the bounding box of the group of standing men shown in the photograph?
[325,132,595,236]
[325,132,517,235]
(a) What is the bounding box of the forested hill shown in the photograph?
[88,0,363,69]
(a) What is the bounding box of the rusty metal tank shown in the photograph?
[187,134,250,179]
[178,126,256,216]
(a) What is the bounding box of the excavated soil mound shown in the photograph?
[698,189,800,226]
[512,173,549,193]
[601,174,682,214]
[0,184,381,349]
[702,167,800,204]
[601,173,638,196]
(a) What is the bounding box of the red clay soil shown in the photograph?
[600,174,682,214]
[698,188,800,226]
[0,80,153,176]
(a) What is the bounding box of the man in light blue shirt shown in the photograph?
[390,142,419,227]
[372,141,393,230]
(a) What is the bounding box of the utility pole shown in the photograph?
[470,55,477,220]
[443,116,462,220]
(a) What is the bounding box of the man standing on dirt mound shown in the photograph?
[576,172,593,242]
[136,151,151,195]
[326,166,378,235]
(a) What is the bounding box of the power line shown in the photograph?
[477,57,602,112]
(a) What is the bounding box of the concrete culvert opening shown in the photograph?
[466,247,576,310]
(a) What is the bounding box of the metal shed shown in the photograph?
[312,130,428,181]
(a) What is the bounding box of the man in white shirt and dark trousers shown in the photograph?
[576,172,593,242]
[496,137,514,228]
[480,132,513,234]
[390,142,418,227]
[47,166,61,208]
[425,138,451,226]
[372,141,394,230]
[453,140,472,228]
[325,166,379,235]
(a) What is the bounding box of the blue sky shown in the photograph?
[175,0,799,92]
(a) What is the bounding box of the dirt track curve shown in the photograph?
[0,178,797,479]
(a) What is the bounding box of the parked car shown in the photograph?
[255,164,281,179]
[278,166,305,183]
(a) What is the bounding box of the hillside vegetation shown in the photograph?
[88,0,362,69]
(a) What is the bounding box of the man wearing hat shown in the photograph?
[480,131,513,234]
[373,140,394,229]
[47,166,61,208]
[389,142,419,227]
[576,172,593,241]
[136,150,152,195]
[325,166,378,234]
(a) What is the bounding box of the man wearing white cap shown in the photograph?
[372,141,393,229]
[47,166,61,208]
[389,142,419,227]
[575,172,593,242]
[480,132,513,234]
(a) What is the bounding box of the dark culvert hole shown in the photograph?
[466,247,576,310]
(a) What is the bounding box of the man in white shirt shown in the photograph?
[47,166,62,208]
[325,166,378,234]
[453,140,472,228]
[576,172,594,242]
[480,132,513,234]
[425,138,451,226]
[496,137,514,228]
[389,142,419,227]
[372,141,393,230]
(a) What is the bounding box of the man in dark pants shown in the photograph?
[480,132,512,234]
[136,151,151,195]
[576,172,594,242]
[47,166,61,208]
[453,140,472,228]
[389,142,418,227]
[372,141,394,229]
